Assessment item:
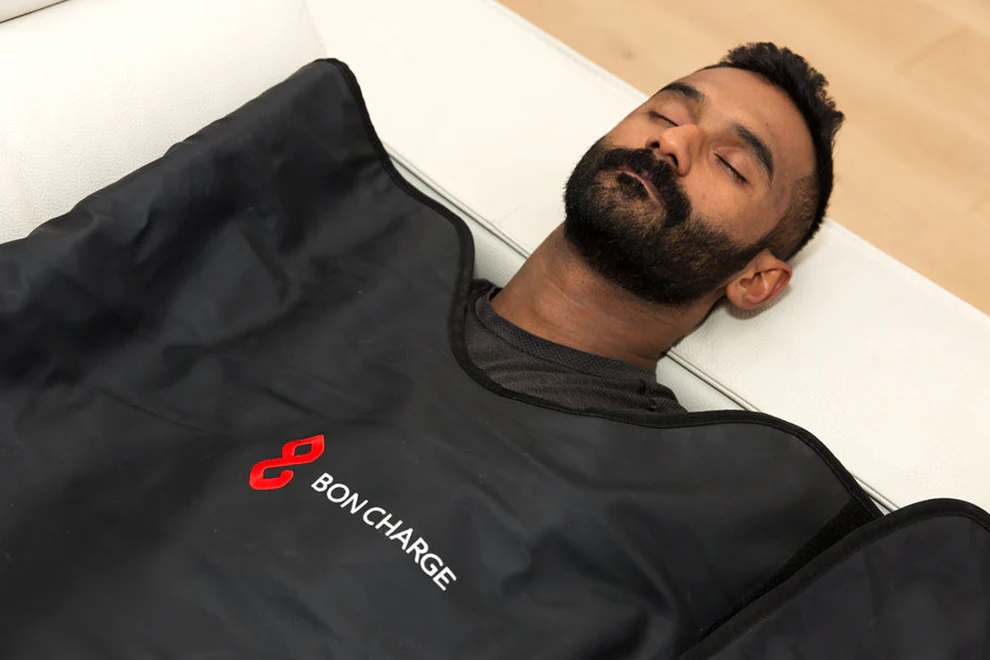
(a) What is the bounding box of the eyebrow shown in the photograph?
[656,81,776,185]
[733,123,775,184]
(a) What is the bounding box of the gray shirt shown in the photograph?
[463,280,686,416]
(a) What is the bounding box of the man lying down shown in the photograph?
[468,43,840,415]
[0,43,906,659]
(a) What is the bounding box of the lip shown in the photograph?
[621,169,662,205]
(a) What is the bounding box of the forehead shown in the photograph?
[669,67,815,186]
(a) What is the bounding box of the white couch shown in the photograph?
[1,0,987,513]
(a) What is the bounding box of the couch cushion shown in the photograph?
[0,0,325,240]
[306,0,990,512]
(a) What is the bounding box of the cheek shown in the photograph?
[682,175,729,218]
[681,176,753,238]
[604,120,648,149]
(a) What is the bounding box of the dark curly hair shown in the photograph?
[705,43,844,259]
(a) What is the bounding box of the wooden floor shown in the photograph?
[498,0,990,314]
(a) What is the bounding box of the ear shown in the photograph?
[724,249,792,311]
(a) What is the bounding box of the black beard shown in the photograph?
[563,138,765,306]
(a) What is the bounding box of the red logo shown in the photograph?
[249,435,325,491]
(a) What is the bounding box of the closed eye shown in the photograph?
[718,156,747,184]
[648,110,678,126]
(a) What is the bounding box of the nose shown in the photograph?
[647,123,703,177]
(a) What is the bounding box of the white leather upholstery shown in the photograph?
[0,0,325,241]
[0,0,986,512]
[394,157,528,288]
[0,0,62,23]
[307,0,990,511]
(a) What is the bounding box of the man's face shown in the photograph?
[564,66,815,306]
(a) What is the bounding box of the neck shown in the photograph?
[490,225,715,370]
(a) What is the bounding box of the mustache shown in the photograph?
[595,147,692,227]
